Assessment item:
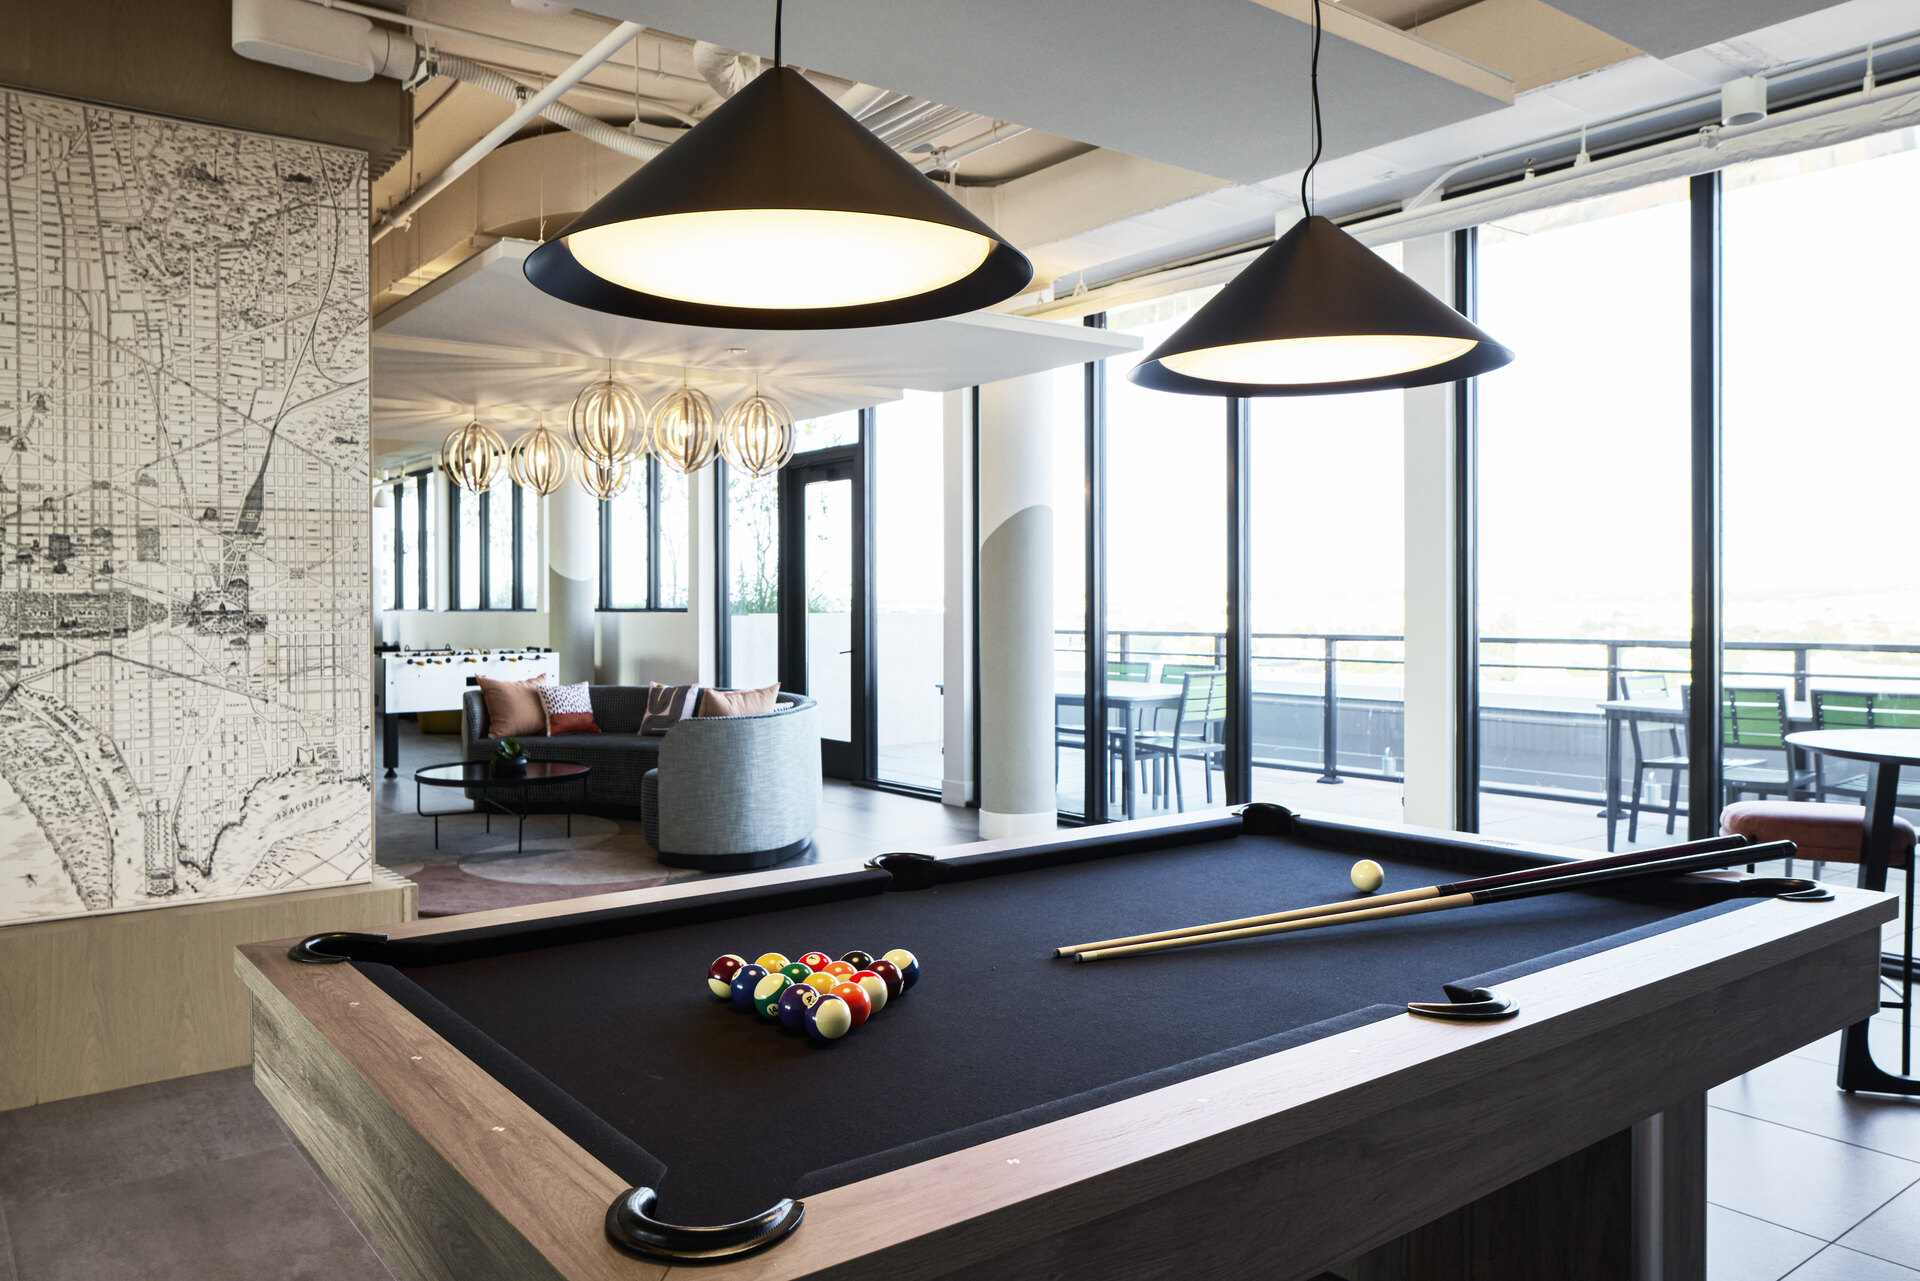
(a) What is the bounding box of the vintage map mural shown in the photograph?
[0,88,371,925]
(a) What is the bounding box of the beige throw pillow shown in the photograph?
[696,683,781,717]
[479,674,550,738]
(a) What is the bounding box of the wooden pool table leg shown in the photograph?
[1346,1094,1704,1281]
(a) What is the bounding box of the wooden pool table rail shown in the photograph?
[237,812,1894,1281]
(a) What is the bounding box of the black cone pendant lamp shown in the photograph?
[525,4,1031,329]
[1131,0,1511,396]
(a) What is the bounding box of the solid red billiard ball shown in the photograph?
[867,959,904,999]
[797,952,833,972]
[829,980,872,1028]
[707,954,746,999]
[822,961,858,981]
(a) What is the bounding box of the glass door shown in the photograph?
[779,448,865,779]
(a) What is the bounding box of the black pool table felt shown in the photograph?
[358,829,1754,1224]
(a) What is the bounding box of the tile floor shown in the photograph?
[6,732,1920,1278]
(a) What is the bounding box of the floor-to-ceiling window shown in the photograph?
[1102,289,1229,819]
[725,463,781,688]
[450,477,538,611]
[1473,182,1693,849]
[600,460,689,612]
[1051,360,1090,817]
[872,391,945,790]
[1722,130,1920,835]
[1247,261,1406,820]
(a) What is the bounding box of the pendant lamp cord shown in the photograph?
[1300,0,1323,215]
[774,0,784,68]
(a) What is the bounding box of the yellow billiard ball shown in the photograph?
[1350,859,1385,893]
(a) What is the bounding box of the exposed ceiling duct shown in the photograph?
[429,51,664,162]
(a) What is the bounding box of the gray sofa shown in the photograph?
[460,685,821,871]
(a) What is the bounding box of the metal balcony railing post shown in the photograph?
[1793,646,1808,703]
[1318,635,1342,784]
[1605,640,1620,702]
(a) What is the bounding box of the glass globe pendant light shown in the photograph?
[440,419,508,494]
[574,451,632,501]
[522,2,1031,329]
[651,378,719,475]
[569,363,648,464]
[719,382,795,478]
[1130,0,1512,396]
[509,417,572,497]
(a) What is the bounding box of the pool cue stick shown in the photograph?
[1070,840,1795,963]
[1053,834,1753,958]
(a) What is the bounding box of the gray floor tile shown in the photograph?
[1713,1052,1920,1162]
[1708,1108,1920,1240]
[1787,1245,1920,1280]
[0,1205,16,1281]
[1708,1205,1824,1281]
[1841,1180,1920,1270]
[7,1146,393,1281]
[0,1067,287,1207]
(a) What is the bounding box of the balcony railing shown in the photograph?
[1055,628,1920,807]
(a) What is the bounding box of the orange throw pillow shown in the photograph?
[479,674,549,738]
[697,682,781,717]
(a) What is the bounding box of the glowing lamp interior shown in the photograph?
[565,209,994,310]
[1158,333,1479,386]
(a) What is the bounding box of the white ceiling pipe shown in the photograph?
[431,52,665,162]
[690,40,761,98]
[372,20,644,244]
[916,123,1030,173]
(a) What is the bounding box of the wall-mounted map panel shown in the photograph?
[0,88,371,926]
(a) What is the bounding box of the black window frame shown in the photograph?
[598,454,689,613]
[384,470,430,611]
[448,478,536,611]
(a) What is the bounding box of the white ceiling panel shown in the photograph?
[589,0,1507,183]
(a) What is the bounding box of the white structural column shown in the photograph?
[976,374,1055,838]
[547,481,599,683]
[941,388,976,808]
[1400,233,1463,829]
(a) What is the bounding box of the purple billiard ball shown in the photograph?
[729,963,769,1010]
[776,982,821,1031]
[805,993,854,1043]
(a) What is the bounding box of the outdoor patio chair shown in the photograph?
[1137,669,1227,812]
[1811,690,1920,810]
[1721,686,1815,809]
[1618,673,1689,844]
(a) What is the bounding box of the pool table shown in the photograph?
[237,804,1891,1281]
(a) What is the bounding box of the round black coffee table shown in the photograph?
[414,761,590,853]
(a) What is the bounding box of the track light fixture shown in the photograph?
[1130,0,1512,396]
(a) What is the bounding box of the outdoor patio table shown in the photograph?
[1056,678,1182,819]
[1597,695,1812,851]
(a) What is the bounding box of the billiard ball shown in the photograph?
[797,952,833,972]
[801,971,839,995]
[779,962,815,985]
[881,949,920,990]
[752,972,794,1019]
[867,959,904,999]
[822,961,858,981]
[840,950,875,970]
[852,970,887,1015]
[707,954,746,999]
[1350,860,1385,893]
[830,980,872,1027]
[806,993,853,1043]
[776,983,820,1030]
[729,964,769,1010]
[754,952,790,972]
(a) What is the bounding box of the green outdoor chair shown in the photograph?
[1107,660,1150,682]
[1137,669,1227,812]
[1812,690,1920,807]
[1721,686,1815,809]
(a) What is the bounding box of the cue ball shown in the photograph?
[707,954,746,999]
[1350,860,1385,893]
[806,993,854,1043]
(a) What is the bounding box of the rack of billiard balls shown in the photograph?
[707,949,920,1043]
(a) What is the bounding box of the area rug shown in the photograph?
[409,862,668,917]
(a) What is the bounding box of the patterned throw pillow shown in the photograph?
[640,683,704,736]
[697,682,781,717]
[536,682,597,735]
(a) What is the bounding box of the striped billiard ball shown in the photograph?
[707,954,747,999]
[852,970,888,1015]
[881,949,920,991]
[806,993,854,1043]
[867,959,904,1000]
[752,972,794,1020]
